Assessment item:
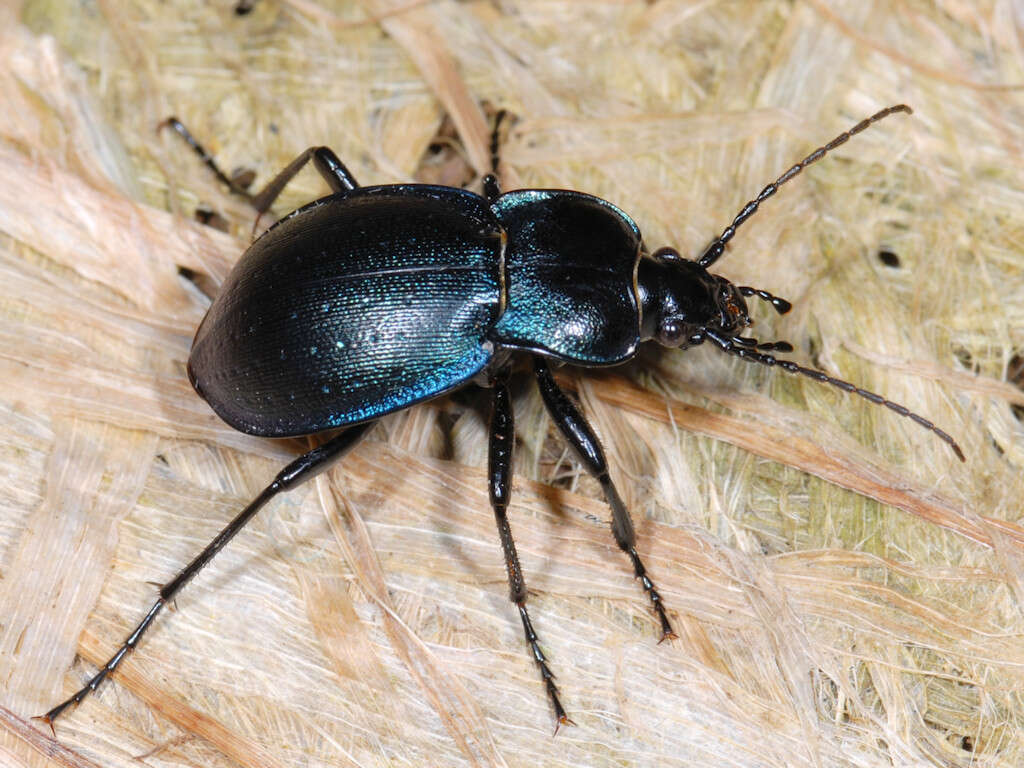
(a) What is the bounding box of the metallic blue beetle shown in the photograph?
[41,105,961,732]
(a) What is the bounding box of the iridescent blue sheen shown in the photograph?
[491,190,642,365]
[188,185,502,436]
[189,184,653,436]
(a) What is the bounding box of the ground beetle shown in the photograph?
[40,104,963,733]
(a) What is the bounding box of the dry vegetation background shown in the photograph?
[1,0,1023,766]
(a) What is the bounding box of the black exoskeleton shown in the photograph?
[40,105,962,735]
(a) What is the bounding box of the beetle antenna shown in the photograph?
[698,105,913,269]
[705,329,965,461]
[738,286,792,315]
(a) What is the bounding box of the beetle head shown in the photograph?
[627,106,963,462]
[637,246,752,349]
[635,247,964,462]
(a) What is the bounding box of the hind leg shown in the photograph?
[160,118,359,227]
[38,423,373,730]
[482,108,508,203]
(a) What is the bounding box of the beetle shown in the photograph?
[40,104,963,732]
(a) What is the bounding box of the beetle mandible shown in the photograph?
[40,104,963,732]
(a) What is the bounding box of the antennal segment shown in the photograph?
[738,286,792,315]
[698,105,913,269]
[705,329,965,462]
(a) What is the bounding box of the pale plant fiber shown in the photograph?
[1,0,1022,766]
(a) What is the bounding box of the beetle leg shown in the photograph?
[489,375,573,732]
[160,117,256,199]
[483,174,501,203]
[248,145,359,216]
[533,357,677,642]
[36,422,374,731]
[242,146,359,235]
[161,117,359,228]
[483,108,507,203]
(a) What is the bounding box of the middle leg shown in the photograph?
[533,357,676,641]
[488,372,572,730]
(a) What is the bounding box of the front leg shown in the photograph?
[533,357,676,641]
[488,373,573,731]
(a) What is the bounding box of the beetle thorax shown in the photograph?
[637,249,750,348]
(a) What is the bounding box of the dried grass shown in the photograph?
[1,0,1023,766]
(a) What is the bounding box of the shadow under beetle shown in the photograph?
[40,104,964,733]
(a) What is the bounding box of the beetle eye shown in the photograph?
[657,317,687,347]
